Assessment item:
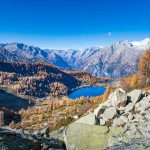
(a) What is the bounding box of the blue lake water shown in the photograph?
[68,86,106,99]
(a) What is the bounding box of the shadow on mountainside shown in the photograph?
[0,89,33,111]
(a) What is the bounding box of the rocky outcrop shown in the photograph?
[108,88,127,107]
[127,89,142,104]
[64,88,150,150]
[103,138,150,150]
[102,107,118,121]
[0,127,66,150]
[95,88,150,128]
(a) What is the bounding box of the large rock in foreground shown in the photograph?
[75,113,96,125]
[64,123,125,150]
[64,123,109,150]
[108,88,127,107]
[127,89,142,104]
[102,107,118,121]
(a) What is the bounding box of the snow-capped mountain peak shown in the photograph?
[132,38,150,49]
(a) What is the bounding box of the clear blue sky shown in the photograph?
[0,0,150,49]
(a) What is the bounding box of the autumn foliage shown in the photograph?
[50,82,68,96]
[90,86,115,104]
[121,49,150,91]
[67,71,112,85]
[138,49,150,87]
[0,61,80,97]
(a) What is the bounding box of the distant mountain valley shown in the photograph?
[1,38,150,78]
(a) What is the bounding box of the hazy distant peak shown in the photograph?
[66,49,79,52]
[3,42,41,51]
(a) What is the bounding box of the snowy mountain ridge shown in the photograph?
[0,38,149,78]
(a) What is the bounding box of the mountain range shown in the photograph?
[0,38,150,78]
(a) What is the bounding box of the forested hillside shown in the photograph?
[0,61,80,97]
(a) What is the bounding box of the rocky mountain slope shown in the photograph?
[0,38,150,78]
[1,88,150,149]
[61,88,150,149]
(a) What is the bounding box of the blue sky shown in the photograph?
[0,0,150,49]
